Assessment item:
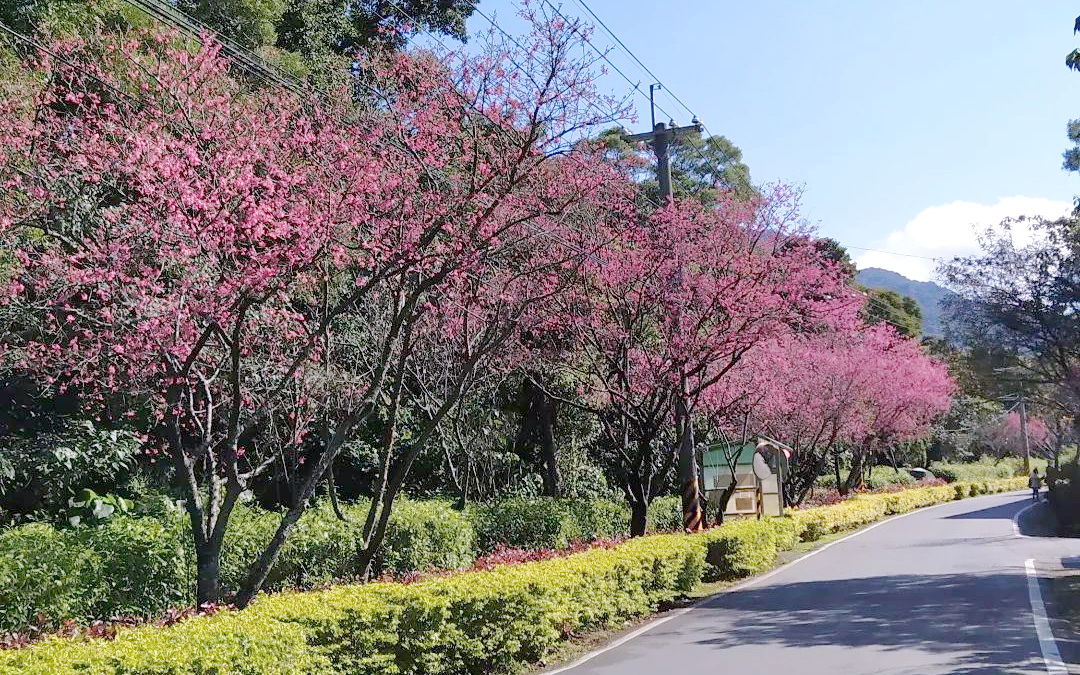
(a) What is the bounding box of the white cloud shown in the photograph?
[853,196,1072,281]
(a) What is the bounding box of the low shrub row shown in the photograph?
[928,455,1050,483]
[0,497,656,633]
[815,465,918,491]
[0,499,476,634]
[470,498,629,552]
[0,477,1027,674]
[790,477,1026,541]
[0,534,705,674]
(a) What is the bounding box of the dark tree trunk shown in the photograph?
[841,445,868,495]
[630,499,648,537]
[514,375,562,497]
[713,480,737,526]
[195,544,223,605]
[538,414,561,497]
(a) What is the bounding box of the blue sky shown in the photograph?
[464,1,1079,280]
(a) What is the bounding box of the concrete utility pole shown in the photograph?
[994,366,1033,474]
[623,109,703,531]
[1019,390,1032,474]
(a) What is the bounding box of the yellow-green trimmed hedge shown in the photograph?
[0,534,703,675]
[790,477,1026,541]
[0,477,1026,675]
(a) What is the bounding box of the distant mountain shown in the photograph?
[855,268,956,337]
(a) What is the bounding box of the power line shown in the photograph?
[120,0,304,95]
[845,245,942,262]
[550,3,950,284]
[570,0,695,121]
[8,3,921,340]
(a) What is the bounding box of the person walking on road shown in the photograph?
[1029,468,1042,501]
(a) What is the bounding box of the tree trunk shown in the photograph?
[194,542,223,606]
[328,463,348,522]
[539,413,561,497]
[842,446,868,494]
[516,375,562,497]
[713,480,737,526]
[233,417,358,608]
[675,382,703,532]
[356,460,410,579]
[630,499,648,537]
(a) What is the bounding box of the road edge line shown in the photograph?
[1014,501,1038,537]
[543,490,1027,674]
[1025,558,1069,675]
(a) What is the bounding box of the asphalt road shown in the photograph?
[555,492,1080,675]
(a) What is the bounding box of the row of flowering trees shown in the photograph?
[0,15,953,605]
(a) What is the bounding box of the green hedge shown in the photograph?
[0,524,101,633]
[789,477,1026,541]
[646,495,682,532]
[816,466,916,490]
[929,459,1014,483]
[472,498,628,552]
[0,477,1028,674]
[0,499,478,633]
[0,534,703,674]
[696,518,785,581]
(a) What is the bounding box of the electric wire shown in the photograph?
[2,3,921,337]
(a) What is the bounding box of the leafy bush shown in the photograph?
[0,420,141,519]
[222,499,478,589]
[472,498,580,552]
[78,516,193,618]
[0,524,101,632]
[792,477,1026,542]
[929,458,1014,483]
[790,496,889,541]
[647,495,682,532]
[815,465,916,490]
[565,499,629,540]
[862,466,917,490]
[0,610,324,675]
[472,498,628,552]
[64,489,134,528]
[697,518,789,581]
[377,499,476,575]
[1,533,704,674]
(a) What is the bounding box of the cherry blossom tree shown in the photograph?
[559,189,857,534]
[0,10,626,605]
[745,325,954,503]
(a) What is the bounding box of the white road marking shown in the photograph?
[1015,501,1037,537]
[1025,558,1068,675]
[544,492,1028,674]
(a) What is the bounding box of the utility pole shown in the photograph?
[623,101,703,531]
[994,366,1033,474]
[1019,390,1032,474]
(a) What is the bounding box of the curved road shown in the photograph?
[554,492,1080,675]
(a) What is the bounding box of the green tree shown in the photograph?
[176,0,476,59]
[176,0,288,50]
[2,0,476,61]
[1065,14,1080,176]
[598,126,756,205]
[861,287,922,337]
[814,237,857,278]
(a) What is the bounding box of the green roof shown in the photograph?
[703,442,757,468]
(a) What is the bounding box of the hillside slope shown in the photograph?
[855,267,955,337]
